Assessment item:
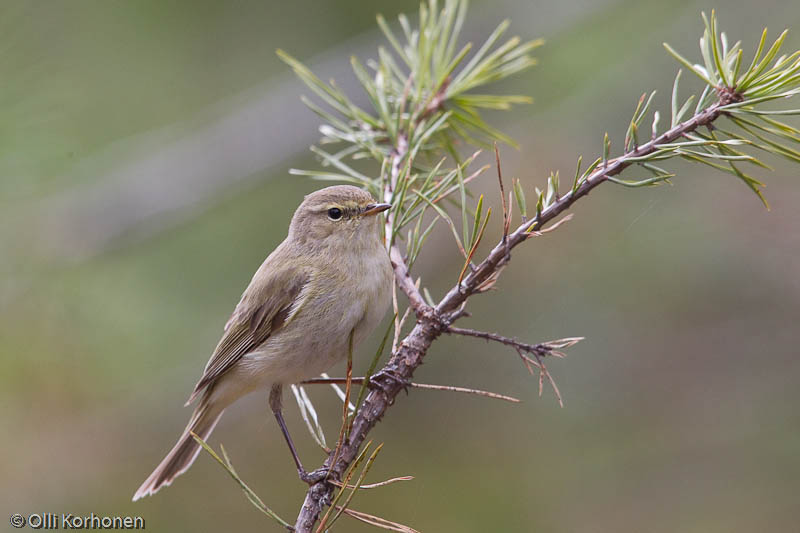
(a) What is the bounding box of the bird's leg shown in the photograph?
[269,384,327,484]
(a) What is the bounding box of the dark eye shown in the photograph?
[327,207,343,220]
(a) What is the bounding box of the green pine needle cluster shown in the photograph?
[280,0,540,267]
[279,0,539,171]
[515,11,800,222]
[608,10,799,205]
[282,4,800,278]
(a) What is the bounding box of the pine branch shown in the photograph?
[437,99,729,315]
[289,8,800,530]
[161,4,800,531]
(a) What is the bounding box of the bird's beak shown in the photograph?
[361,203,391,217]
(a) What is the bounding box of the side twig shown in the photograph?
[301,377,520,403]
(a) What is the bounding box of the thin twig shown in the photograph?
[447,326,583,358]
[336,507,420,533]
[301,377,520,403]
[329,476,414,490]
[446,326,581,406]
[409,382,520,403]
[532,351,564,407]
[525,213,573,238]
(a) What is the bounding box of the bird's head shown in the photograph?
[288,185,390,248]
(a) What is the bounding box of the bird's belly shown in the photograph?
[241,268,390,386]
[250,332,343,384]
[242,294,388,386]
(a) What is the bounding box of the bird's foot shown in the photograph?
[299,467,329,485]
[369,368,411,395]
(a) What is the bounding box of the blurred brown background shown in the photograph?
[1,0,798,531]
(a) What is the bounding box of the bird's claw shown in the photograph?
[299,467,329,485]
[369,368,411,395]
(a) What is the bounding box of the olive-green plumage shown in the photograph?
[133,185,392,500]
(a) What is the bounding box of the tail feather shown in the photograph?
[133,399,224,501]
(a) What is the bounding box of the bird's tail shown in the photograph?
[132,395,224,501]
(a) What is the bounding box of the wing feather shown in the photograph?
[186,265,308,403]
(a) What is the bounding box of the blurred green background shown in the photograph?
[2,0,799,531]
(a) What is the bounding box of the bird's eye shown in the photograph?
[327,207,343,220]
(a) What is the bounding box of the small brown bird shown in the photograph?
[133,185,392,500]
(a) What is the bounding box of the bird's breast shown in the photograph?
[246,242,392,385]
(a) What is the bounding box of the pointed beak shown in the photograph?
[361,202,391,217]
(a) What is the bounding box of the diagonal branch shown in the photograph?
[294,97,734,532]
[290,8,800,530]
[437,101,727,316]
